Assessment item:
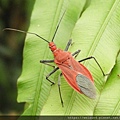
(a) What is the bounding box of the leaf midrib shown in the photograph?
[92,0,120,115]
[112,99,120,115]
[85,0,120,63]
[31,0,64,115]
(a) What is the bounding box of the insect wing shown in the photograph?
[58,65,80,92]
[76,74,96,99]
[70,56,94,82]
[56,56,96,99]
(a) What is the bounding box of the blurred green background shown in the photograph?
[0,0,35,115]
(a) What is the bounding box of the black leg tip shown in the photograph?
[61,102,64,107]
[51,82,55,86]
[103,73,109,76]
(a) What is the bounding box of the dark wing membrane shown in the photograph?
[76,74,96,99]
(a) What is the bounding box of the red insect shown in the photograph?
[48,41,96,98]
[41,40,105,106]
[3,11,106,107]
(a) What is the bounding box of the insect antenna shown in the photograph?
[3,28,50,43]
[51,10,66,42]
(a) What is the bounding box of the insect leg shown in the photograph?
[58,73,64,107]
[78,56,107,76]
[72,50,81,58]
[40,59,55,68]
[40,60,54,62]
[46,67,59,86]
[64,39,72,51]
